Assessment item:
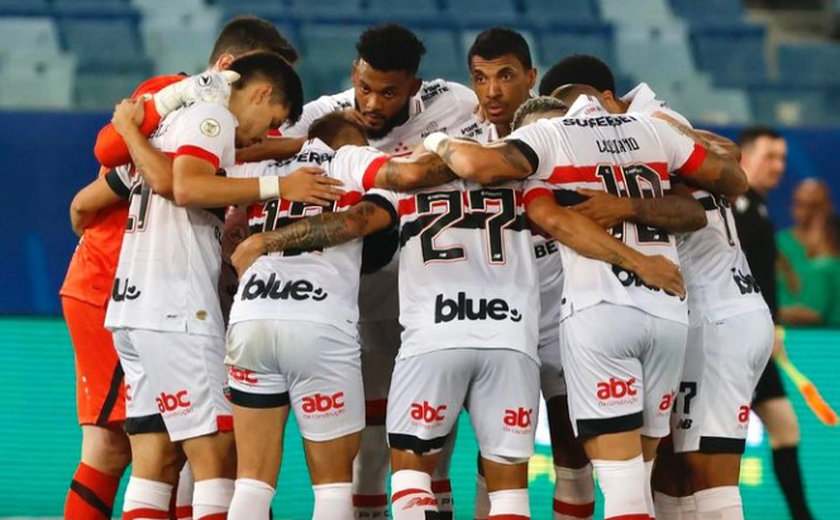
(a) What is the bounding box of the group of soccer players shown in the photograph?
[61,14,775,520]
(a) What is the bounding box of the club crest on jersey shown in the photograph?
[200,118,220,137]
[434,292,522,323]
[240,273,328,302]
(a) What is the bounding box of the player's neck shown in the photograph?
[494,122,511,138]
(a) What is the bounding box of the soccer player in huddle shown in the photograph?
[272,23,486,519]
[61,15,299,520]
[542,55,774,520]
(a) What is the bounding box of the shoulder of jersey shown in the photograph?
[418,78,475,107]
[324,88,355,111]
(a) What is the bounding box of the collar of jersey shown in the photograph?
[621,82,656,111]
[566,94,609,118]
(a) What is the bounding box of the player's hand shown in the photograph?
[340,108,368,128]
[152,70,240,118]
[636,254,686,298]
[231,233,266,278]
[111,98,145,136]
[277,167,344,206]
[573,189,633,228]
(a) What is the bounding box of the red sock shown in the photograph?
[65,462,122,520]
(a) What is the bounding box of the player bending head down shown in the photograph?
[352,24,426,138]
[511,96,568,130]
[225,52,304,148]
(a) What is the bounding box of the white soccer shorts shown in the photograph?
[560,303,688,438]
[113,328,232,442]
[672,309,774,454]
[226,319,365,442]
[538,322,566,401]
[387,348,540,463]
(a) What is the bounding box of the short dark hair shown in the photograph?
[356,24,426,74]
[308,112,366,148]
[738,126,783,148]
[228,52,304,124]
[209,16,299,66]
[512,96,567,130]
[539,54,615,96]
[468,26,533,70]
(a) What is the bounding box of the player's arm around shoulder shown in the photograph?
[69,167,131,236]
[424,132,535,184]
[111,98,175,199]
[651,116,748,199]
[525,188,686,297]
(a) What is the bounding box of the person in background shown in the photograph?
[780,213,840,327]
[777,179,834,308]
[733,126,819,520]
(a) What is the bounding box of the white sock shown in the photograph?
[553,465,595,520]
[655,493,698,520]
[353,424,390,519]
[679,496,697,520]
[592,455,648,520]
[193,478,234,520]
[228,478,275,520]
[313,482,354,520]
[390,469,437,520]
[123,477,173,518]
[176,463,195,520]
[489,488,530,519]
[694,486,743,520]
[474,474,491,520]
[644,460,655,518]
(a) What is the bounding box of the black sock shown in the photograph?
[772,446,815,520]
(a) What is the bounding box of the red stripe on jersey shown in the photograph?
[553,500,595,518]
[338,191,362,208]
[548,162,669,184]
[399,197,417,216]
[353,494,388,507]
[392,488,434,503]
[247,204,265,219]
[523,187,552,209]
[175,145,220,170]
[362,155,390,191]
[678,144,707,177]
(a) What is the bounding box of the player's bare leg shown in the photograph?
[305,432,362,520]
[482,457,531,519]
[546,396,594,520]
[652,439,695,520]
[123,432,185,518]
[180,432,236,520]
[228,404,287,520]
[754,397,815,520]
[390,449,441,520]
[65,425,132,520]
[582,429,650,520]
[431,424,457,519]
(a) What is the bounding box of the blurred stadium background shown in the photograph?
[0,0,839,518]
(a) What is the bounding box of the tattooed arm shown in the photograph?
[527,195,686,297]
[573,183,707,232]
[373,151,457,192]
[429,138,534,184]
[231,200,394,276]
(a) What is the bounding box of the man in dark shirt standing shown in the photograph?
[733,126,817,520]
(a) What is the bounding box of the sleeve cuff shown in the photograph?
[104,169,131,200]
[506,138,539,174]
[361,193,399,230]
[176,145,220,170]
[678,144,707,177]
[362,155,390,191]
[523,187,553,209]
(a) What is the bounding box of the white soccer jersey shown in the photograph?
[517,95,706,324]
[623,84,769,321]
[369,180,540,363]
[283,79,486,322]
[227,138,388,336]
[105,102,237,337]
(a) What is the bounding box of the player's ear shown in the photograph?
[350,60,359,85]
[253,84,273,105]
[409,77,422,97]
[527,68,537,90]
[215,53,236,71]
